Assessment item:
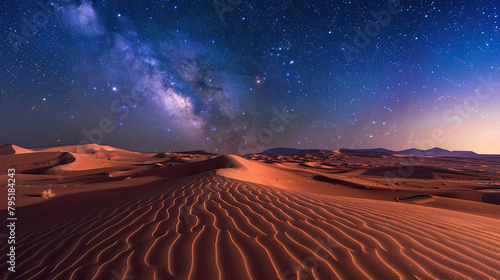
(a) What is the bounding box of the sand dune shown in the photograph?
[0,144,34,155]
[1,145,500,279]
[2,174,499,279]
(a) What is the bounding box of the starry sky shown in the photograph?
[1,0,499,154]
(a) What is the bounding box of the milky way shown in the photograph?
[1,0,499,153]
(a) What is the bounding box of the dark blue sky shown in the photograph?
[1,0,499,153]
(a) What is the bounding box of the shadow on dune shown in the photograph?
[0,144,16,155]
[313,175,372,190]
[22,152,76,174]
[399,195,435,204]
[482,193,500,205]
[362,166,469,179]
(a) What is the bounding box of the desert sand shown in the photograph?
[1,144,500,279]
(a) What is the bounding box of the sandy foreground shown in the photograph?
[1,144,499,279]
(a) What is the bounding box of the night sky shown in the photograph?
[1,0,499,154]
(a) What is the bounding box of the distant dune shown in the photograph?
[259,147,317,155]
[1,144,499,279]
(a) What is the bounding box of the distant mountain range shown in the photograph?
[260,147,500,157]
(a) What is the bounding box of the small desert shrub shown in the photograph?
[41,188,56,198]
